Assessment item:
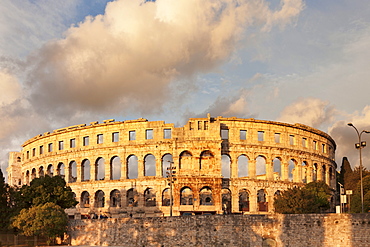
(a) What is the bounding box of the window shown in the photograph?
[240,130,247,140]
[40,146,43,155]
[32,148,36,157]
[204,121,209,130]
[27,151,29,159]
[274,133,280,143]
[189,122,194,130]
[129,131,136,141]
[313,141,317,150]
[48,143,53,152]
[322,144,326,153]
[163,129,171,139]
[70,138,76,148]
[112,132,119,142]
[97,134,103,144]
[221,129,229,140]
[302,138,307,147]
[59,141,64,150]
[83,136,89,146]
[146,129,153,139]
[258,131,264,142]
[198,121,202,130]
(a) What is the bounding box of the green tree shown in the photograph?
[12,202,68,245]
[0,169,16,231]
[274,181,332,214]
[351,175,370,213]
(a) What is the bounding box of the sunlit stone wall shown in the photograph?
[7,116,336,216]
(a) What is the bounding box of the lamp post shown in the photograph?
[347,123,370,213]
[167,161,176,216]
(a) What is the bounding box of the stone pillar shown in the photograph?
[249,189,257,213]
[230,153,238,178]
[306,166,313,183]
[295,163,302,183]
[104,156,111,181]
[155,152,162,177]
[317,165,323,181]
[266,159,273,181]
[76,163,82,182]
[121,154,127,179]
[282,162,289,181]
[249,159,256,179]
[325,166,330,185]
[64,161,70,184]
[90,161,96,181]
[231,187,239,213]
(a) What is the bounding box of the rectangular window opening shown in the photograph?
[289,135,295,145]
[302,138,307,147]
[48,143,53,152]
[240,130,247,140]
[83,136,89,146]
[40,146,43,155]
[70,138,76,148]
[97,134,103,144]
[146,129,153,140]
[258,131,264,142]
[112,132,119,142]
[164,129,172,139]
[221,129,229,140]
[204,121,209,130]
[59,141,64,150]
[129,131,136,141]
[274,133,280,143]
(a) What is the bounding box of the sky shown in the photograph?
[1,0,370,180]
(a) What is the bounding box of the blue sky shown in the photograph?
[1,0,370,179]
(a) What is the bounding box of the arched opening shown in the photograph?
[200,187,213,206]
[57,163,65,178]
[25,170,30,184]
[162,154,173,177]
[221,154,231,178]
[110,156,121,180]
[322,165,326,183]
[313,163,318,181]
[221,188,231,214]
[95,157,105,181]
[39,166,44,177]
[288,159,296,181]
[31,168,36,180]
[69,161,77,183]
[81,191,90,208]
[46,164,54,177]
[82,159,91,181]
[127,188,138,207]
[239,189,249,212]
[256,155,266,178]
[238,155,249,177]
[257,189,268,212]
[144,154,156,176]
[179,151,192,170]
[200,150,213,170]
[302,161,308,183]
[127,155,138,179]
[180,187,193,205]
[110,189,121,207]
[95,190,105,208]
[273,158,281,180]
[162,188,171,206]
[144,188,156,207]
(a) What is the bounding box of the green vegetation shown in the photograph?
[0,169,14,231]
[274,181,332,214]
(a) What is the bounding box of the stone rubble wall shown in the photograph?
[68,213,370,247]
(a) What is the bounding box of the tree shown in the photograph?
[351,175,370,213]
[274,181,332,214]
[12,202,68,245]
[0,169,14,231]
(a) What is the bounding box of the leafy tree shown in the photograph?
[15,175,77,210]
[0,169,12,231]
[274,181,332,214]
[351,175,370,213]
[12,202,68,245]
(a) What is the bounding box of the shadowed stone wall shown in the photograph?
[68,213,370,247]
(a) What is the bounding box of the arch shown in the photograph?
[221,188,231,214]
[162,154,173,177]
[39,166,44,177]
[69,161,77,183]
[200,150,214,170]
[110,189,121,207]
[127,188,138,207]
[288,159,296,181]
[81,191,90,208]
[144,154,156,176]
[179,151,192,170]
[144,188,156,207]
[274,190,281,197]
[199,186,213,205]
[110,156,121,180]
[180,187,193,205]
[257,189,268,212]
[302,161,308,183]
[239,189,250,212]
[322,165,326,183]
[57,163,65,178]
[313,163,318,181]
[221,154,231,178]
[162,188,171,206]
[238,154,249,177]
[256,155,266,178]
[95,190,105,208]
[82,159,91,181]
[31,168,36,180]
[273,157,281,179]
[25,170,30,184]
[46,164,54,177]
[95,157,105,181]
[127,155,138,179]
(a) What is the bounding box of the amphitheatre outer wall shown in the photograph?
[7,116,337,217]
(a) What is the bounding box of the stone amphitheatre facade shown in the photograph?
[7,116,337,217]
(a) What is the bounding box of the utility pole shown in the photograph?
[167,161,176,216]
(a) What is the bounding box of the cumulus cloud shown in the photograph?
[329,106,370,170]
[277,97,337,129]
[25,0,304,118]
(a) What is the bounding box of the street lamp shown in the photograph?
[347,123,370,213]
[166,161,176,216]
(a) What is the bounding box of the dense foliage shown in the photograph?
[274,181,332,214]
[0,169,14,231]
[350,175,370,213]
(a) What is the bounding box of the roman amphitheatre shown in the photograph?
[7,115,336,217]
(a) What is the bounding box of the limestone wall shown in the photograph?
[68,214,370,247]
